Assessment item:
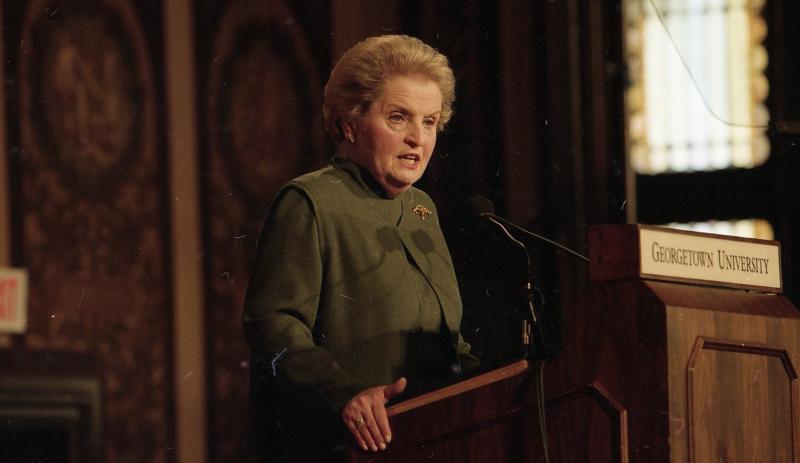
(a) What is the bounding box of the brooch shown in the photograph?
[412,204,432,220]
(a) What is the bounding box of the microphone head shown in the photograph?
[463,195,495,220]
[441,195,496,236]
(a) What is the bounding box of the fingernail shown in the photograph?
[386,434,392,443]
[371,445,378,452]
[379,443,386,450]
[361,444,368,451]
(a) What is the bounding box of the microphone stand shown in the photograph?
[482,214,540,358]
[482,212,552,463]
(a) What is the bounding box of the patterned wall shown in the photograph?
[2,0,173,461]
[196,0,329,460]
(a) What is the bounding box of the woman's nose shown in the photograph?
[404,121,424,147]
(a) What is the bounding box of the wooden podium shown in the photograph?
[349,224,800,462]
[347,359,546,462]
[544,225,800,462]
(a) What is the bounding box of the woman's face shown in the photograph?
[346,76,442,198]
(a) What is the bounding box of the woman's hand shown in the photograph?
[342,377,407,452]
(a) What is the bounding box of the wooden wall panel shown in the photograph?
[195,1,330,461]
[1,0,174,461]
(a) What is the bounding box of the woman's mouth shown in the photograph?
[398,154,420,168]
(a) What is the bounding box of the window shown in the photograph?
[667,219,774,239]
[624,0,772,239]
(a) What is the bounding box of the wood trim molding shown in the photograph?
[688,337,798,377]
[0,2,12,350]
[547,380,630,463]
[0,4,9,268]
[387,360,530,417]
[164,1,206,462]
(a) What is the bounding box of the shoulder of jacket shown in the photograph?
[283,165,346,196]
[279,165,359,216]
[288,165,336,186]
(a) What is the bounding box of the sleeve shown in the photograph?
[242,186,367,417]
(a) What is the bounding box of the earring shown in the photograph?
[347,134,355,144]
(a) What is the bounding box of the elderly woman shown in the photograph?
[243,34,477,461]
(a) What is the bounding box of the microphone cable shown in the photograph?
[535,359,551,463]
[482,212,589,262]
[483,214,551,463]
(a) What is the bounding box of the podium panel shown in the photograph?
[545,278,800,462]
[686,337,796,462]
[546,381,628,463]
[656,282,800,462]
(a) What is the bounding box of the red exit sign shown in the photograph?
[0,268,27,333]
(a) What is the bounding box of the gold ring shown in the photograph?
[356,416,365,426]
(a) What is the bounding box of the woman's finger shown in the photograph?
[357,412,380,452]
[343,381,404,452]
[363,410,386,450]
[343,405,368,451]
[372,400,392,444]
[346,418,368,451]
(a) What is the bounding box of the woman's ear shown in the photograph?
[342,121,357,144]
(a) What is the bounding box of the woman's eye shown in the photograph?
[388,113,406,123]
[423,117,437,128]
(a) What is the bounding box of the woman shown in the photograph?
[243,34,476,461]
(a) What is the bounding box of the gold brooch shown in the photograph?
[412,204,432,220]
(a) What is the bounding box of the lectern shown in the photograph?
[544,225,800,462]
[349,224,800,463]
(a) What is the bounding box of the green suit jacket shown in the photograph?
[243,158,474,458]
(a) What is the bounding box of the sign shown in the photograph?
[588,225,782,292]
[638,226,782,291]
[0,267,28,333]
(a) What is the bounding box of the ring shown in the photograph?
[355,416,365,426]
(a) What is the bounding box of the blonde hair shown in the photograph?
[323,35,455,143]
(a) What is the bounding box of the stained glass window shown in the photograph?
[624,0,769,174]
[624,0,772,239]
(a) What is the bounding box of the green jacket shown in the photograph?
[243,159,475,456]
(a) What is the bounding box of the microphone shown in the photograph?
[463,196,588,263]
[459,195,588,361]
[461,196,534,270]
[459,196,545,358]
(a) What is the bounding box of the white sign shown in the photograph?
[0,267,28,333]
[639,227,781,291]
